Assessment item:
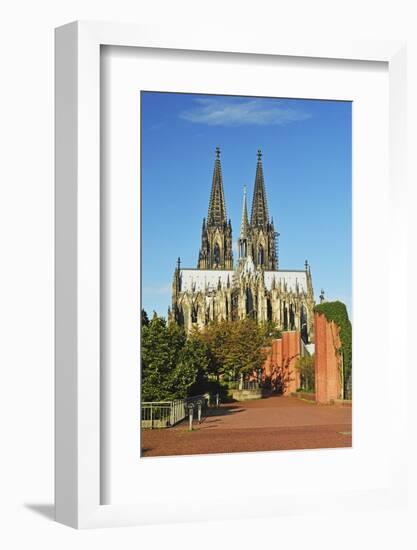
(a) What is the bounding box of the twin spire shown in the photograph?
[200,147,277,270]
[207,146,271,233]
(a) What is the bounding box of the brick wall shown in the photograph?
[262,331,300,395]
[314,313,342,404]
[262,317,343,403]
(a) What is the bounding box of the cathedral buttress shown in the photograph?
[198,147,233,269]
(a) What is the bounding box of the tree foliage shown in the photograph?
[258,320,282,344]
[141,309,150,327]
[295,354,315,392]
[192,319,267,380]
[141,312,272,402]
[141,315,197,401]
[175,334,209,396]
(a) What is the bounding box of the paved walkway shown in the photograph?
[141,395,352,457]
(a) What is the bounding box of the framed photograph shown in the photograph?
[55,21,407,528]
[139,91,352,459]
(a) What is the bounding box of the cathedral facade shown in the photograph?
[169,147,315,343]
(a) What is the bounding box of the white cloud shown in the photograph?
[180,98,311,127]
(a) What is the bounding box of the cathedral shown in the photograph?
[169,147,315,343]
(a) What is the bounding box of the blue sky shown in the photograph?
[141,92,352,318]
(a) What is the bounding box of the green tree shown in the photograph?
[258,320,282,344]
[295,354,315,392]
[194,319,266,381]
[194,321,231,380]
[141,309,150,327]
[224,319,266,377]
[141,315,209,401]
[176,335,209,396]
[141,316,185,401]
[141,314,276,401]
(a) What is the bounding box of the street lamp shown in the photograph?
[197,399,202,424]
[187,402,195,431]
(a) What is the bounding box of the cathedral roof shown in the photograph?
[207,146,227,226]
[264,270,308,293]
[250,149,270,227]
[179,269,233,293]
[178,267,308,294]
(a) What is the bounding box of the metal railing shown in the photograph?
[141,401,172,429]
[141,393,210,429]
[241,380,260,390]
[227,380,260,391]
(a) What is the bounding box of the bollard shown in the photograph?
[216,393,220,407]
[188,403,194,431]
[197,400,202,424]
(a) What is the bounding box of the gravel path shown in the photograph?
[141,395,352,457]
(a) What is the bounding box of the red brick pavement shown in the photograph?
[141,395,352,457]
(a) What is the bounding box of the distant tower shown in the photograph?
[250,149,278,269]
[238,186,251,260]
[198,147,233,269]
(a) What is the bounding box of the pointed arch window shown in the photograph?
[240,240,247,258]
[267,298,272,322]
[258,244,264,266]
[300,304,308,343]
[213,242,220,266]
[191,303,198,324]
[289,304,296,330]
[246,288,254,319]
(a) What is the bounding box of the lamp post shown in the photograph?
[187,402,194,431]
[197,399,202,424]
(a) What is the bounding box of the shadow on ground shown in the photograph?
[24,503,55,521]
[204,405,245,418]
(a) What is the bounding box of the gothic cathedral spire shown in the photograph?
[238,186,251,260]
[207,146,227,226]
[250,149,278,270]
[198,147,233,270]
[251,149,269,228]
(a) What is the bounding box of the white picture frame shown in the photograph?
[55,21,407,529]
